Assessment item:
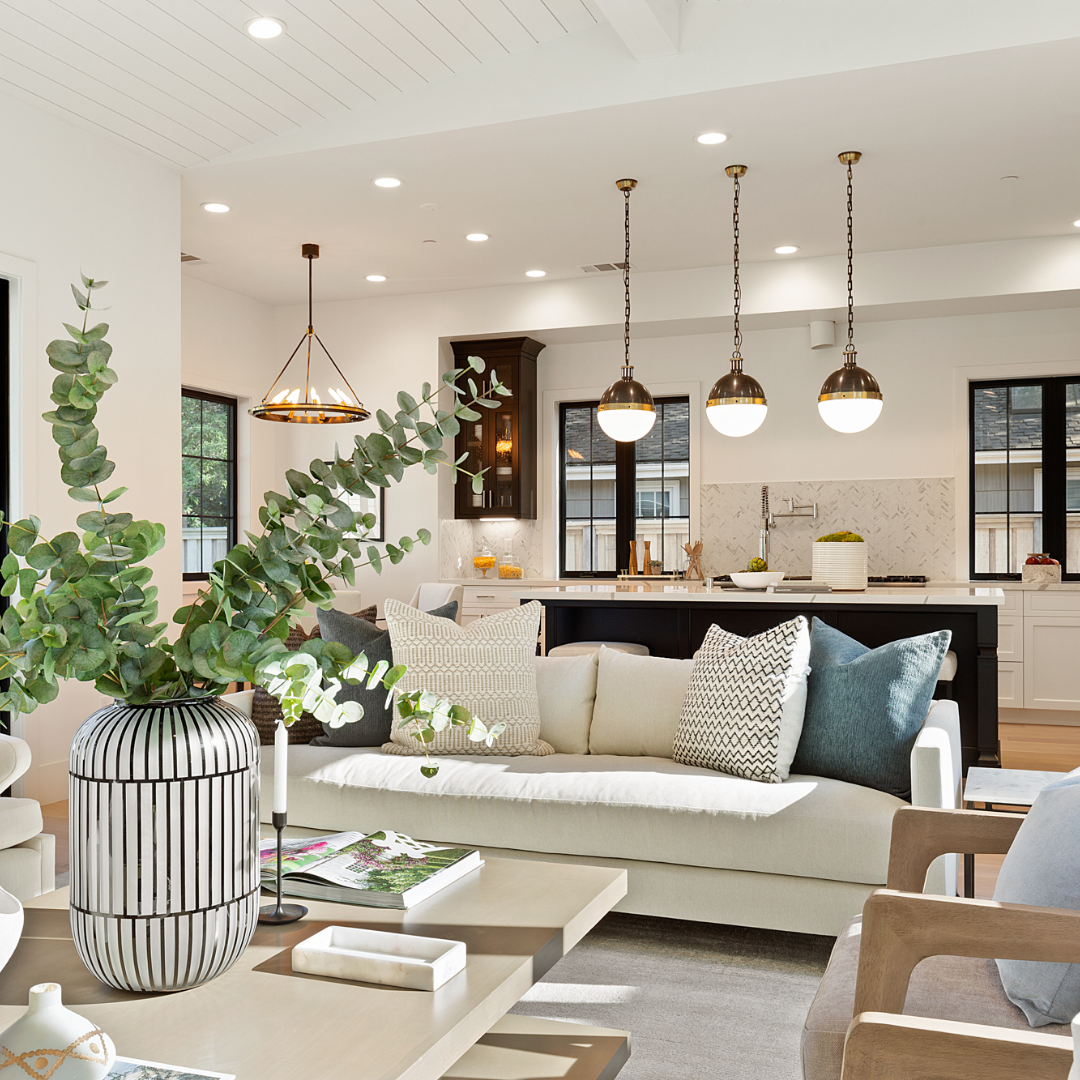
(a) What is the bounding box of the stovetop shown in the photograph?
[867,575,929,586]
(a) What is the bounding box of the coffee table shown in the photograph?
[1,858,629,1080]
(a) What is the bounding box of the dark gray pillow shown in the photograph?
[312,602,458,747]
[791,617,950,799]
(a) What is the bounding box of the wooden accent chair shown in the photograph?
[802,805,1077,1080]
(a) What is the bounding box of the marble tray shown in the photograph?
[291,925,466,991]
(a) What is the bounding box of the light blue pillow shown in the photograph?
[994,767,1080,1027]
[791,618,951,798]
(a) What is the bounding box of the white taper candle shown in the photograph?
[274,720,288,815]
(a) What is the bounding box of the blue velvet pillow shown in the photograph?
[791,617,951,798]
[994,768,1080,1027]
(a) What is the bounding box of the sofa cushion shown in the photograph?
[0,798,43,851]
[674,617,809,783]
[383,599,553,757]
[313,602,457,748]
[994,766,1080,1026]
[793,618,952,799]
[802,914,1071,1080]
[588,650,694,758]
[535,653,597,755]
[271,747,905,885]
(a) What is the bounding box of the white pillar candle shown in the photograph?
[274,720,288,815]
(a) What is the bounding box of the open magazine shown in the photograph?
[259,830,482,909]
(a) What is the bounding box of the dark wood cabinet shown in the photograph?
[452,337,542,520]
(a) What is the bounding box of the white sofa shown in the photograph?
[0,733,56,901]
[227,650,962,937]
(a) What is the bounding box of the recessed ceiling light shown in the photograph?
[373,177,401,188]
[1073,220,1080,228]
[696,132,728,145]
[525,270,546,277]
[774,245,799,255]
[201,202,230,213]
[245,17,284,39]
[466,233,489,242]
[366,274,387,282]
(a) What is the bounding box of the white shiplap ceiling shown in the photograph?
[0,0,600,167]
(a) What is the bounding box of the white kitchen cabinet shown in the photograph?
[996,614,1023,662]
[997,662,1025,707]
[998,589,1023,615]
[1024,590,1080,615]
[1023,614,1080,709]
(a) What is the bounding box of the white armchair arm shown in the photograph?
[908,699,962,896]
[0,733,32,795]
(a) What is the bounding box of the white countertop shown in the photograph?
[492,582,1004,605]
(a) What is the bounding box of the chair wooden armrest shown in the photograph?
[854,889,1080,1015]
[887,805,1025,892]
[841,1013,1074,1080]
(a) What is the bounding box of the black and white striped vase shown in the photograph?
[68,696,260,992]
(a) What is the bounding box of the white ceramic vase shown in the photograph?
[811,541,868,591]
[0,983,114,1080]
[0,885,23,976]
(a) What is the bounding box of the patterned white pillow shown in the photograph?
[382,598,553,757]
[673,616,809,783]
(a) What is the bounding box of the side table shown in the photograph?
[961,767,1065,897]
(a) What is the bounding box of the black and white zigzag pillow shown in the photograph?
[673,616,808,783]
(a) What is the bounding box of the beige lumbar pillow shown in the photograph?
[588,648,695,758]
[382,598,553,757]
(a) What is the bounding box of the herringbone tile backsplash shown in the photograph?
[700,477,956,580]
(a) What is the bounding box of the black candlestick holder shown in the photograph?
[258,811,308,924]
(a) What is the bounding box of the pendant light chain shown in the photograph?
[845,159,855,358]
[623,185,632,376]
[732,171,742,362]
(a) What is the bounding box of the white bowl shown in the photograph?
[729,571,786,590]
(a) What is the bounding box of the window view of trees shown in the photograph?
[182,390,237,578]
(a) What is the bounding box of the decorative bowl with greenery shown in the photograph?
[0,278,505,763]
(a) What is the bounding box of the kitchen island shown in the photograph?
[507,582,1004,769]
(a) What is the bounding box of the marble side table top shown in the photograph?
[964,767,1067,807]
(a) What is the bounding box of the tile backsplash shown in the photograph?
[440,518,546,578]
[699,477,956,579]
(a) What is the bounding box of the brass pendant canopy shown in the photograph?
[818,152,883,433]
[251,244,370,425]
[707,165,768,437]
[597,179,656,443]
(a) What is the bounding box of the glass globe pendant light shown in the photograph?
[707,165,767,437]
[818,152,883,433]
[251,244,370,424]
[597,179,656,443]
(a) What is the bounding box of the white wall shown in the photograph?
[0,90,180,802]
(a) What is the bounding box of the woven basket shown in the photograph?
[251,608,379,744]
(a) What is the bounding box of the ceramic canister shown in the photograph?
[0,983,114,1080]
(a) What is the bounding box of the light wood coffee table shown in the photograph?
[2,858,628,1080]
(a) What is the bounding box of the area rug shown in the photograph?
[511,912,834,1080]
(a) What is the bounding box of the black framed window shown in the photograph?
[970,376,1080,579]
[560,397,690,577]
[182,389,237,580]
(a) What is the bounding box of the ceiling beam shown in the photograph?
[594,0,680,59]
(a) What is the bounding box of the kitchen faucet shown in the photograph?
[759,485,818,568]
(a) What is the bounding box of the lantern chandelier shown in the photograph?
[707,164,768,437]
[251,244,370,425]
[817,152,883,433]
[596,179,657,443]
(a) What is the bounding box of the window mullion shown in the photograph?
[1043,377,1067,568]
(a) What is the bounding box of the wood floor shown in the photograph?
[36,723,1080,901]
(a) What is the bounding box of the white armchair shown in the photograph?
[407,583,464,624]
[0,733,55,900]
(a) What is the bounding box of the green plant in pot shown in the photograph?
[0,277,506,992]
